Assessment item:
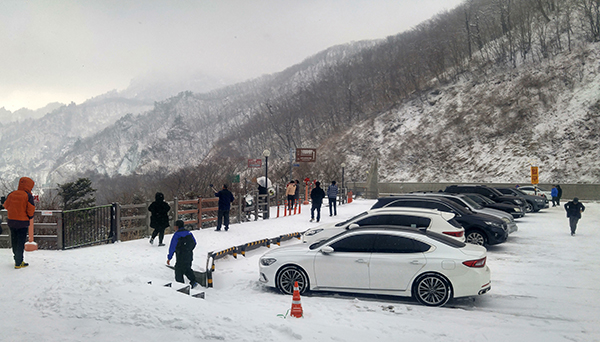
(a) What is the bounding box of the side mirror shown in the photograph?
[320,246,334,254]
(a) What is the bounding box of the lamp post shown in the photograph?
[263,149,270,219]
[341,163,346,204]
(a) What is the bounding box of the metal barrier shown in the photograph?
[62,204,115,250]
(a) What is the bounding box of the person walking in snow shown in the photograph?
[564,197,585,236]
[556,185,563,205]
[286,181,297,211]
[4,177,36,269]
[310,181,325,222]
[148,192,171,246]
[167,220,198,288]
[551,185,559,207]
[327,181,339,217]
[214,184,235,231]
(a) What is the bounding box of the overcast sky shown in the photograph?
[1,0,464,111]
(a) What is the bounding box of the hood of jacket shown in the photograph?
[18,177,35,194]
[155,192,164,202]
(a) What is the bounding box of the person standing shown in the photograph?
[310,181,325,222]
[214,184,235,231]
[551,185,559,207]
[556,185,563,205]
[327,181,339,217]
[148,192,171,246]
[4,177,36,269]
[167,220,198,287]
[293,180,300,209]
[285,181,297,211]
[564,197,585,236]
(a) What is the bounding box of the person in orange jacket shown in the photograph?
[4,177,36,269]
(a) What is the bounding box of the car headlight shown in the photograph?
[485,221,503,229]
[304,229,324,237]
[260,258,277,266]
[535,198,544,203]
[514,199,523,205]
[514,207,522,212]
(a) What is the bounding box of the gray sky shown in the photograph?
[1,0,463,111]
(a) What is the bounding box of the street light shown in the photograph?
[341,163,346,204]
[263,149,270,219]
[341,163,346,189]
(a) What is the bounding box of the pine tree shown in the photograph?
[58,178,96,210]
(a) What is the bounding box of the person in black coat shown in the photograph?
[564,197,585,236]
[556,185,563,205]
[148,192,171,246]
[215,184,235,231]
[310,181,325,223]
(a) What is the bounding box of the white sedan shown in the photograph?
[302,207,465,244]
[259,226,491,307]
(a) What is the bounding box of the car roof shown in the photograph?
[366,206,455,218]
[329,225,467,248]
[372,194,469,214]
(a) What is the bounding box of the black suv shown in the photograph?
[371,195,508,246]
[495,187,548,213]
[444,185,526,211]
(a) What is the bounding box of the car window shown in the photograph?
[329,234,376,252]
[447,218,463,228]
[372,234,431,253]
[335,211,368,227]
[356,215,431,229]
[459,195,483,210]
[497,188,511,195]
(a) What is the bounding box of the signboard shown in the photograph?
[295,148,317,163]
[230,174,240,183]
[531,166,539,185]
[41,211,53,216]
[248,159,262,168]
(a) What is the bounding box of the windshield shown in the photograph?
[512,188,528,196]
[334,211,368,227]
[459,195,484,210]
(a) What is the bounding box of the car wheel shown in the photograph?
[276,265,309,295]
[413,273,452,307]
[465,230,487,246]
[524,201,534,213]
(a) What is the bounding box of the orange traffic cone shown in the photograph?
[290,281,303,318]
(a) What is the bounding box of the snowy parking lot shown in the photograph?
[1,198,599,342]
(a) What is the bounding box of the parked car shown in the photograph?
[495,187,548,212]
[259,226,491,307]
[371,196,508,246]
[462,193,525,219]
[409,192,518,234]
[445,185,527,211]
[302,207,465,244]
[517,185,553,200]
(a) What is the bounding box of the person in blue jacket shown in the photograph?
[214,184,235,231]
[167,220,198,287]
[551,185,559,207]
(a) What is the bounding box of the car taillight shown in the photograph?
[444,231,464,237]
[463,257,486,268]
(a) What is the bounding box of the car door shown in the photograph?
[313,233,374,289]
[368,234,429,291]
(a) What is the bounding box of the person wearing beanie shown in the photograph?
[564,197,585,236]
[310,181,325,223]
[4,177,36,269]
[167,220,198,288]
[148,192,171,246]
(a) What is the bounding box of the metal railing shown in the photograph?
[62,204,115,250]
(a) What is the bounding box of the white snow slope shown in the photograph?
[1,199,599,342]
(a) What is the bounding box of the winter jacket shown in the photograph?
[294,182,300,199]
[167,228,196,263]
[564,201,585,219]
[310,186,325,206]
[286,183,297,196]
[551,188,558,197]
[148,192,171,229]
[215,188,235,211]
[557,185,563,198]
[327,184,339,198]
[4,177,35,229]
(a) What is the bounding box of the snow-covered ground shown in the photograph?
[1,198,599,342]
